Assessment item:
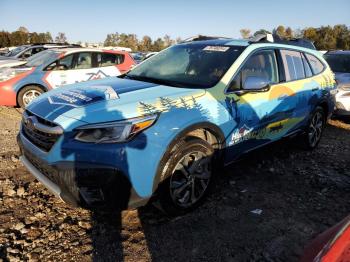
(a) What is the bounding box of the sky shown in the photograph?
[0,0,349,43]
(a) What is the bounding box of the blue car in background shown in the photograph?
[18,35,336,215]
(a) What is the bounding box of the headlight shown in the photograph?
[74,114,158,143]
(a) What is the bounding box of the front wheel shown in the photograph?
[157,138,215,216]
[18,85,44,108]
[300,106,326,150]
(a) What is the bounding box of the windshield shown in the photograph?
[126,43,245,88]
[24,50,59,67]
[324,54,350,73]
[4,46,28,57]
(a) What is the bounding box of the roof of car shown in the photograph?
[52,48,128,55]
[325,50,350,55]
[181,34,316,50]
[179,38,250,47]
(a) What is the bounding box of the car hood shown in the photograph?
[0,66,33,81]
[0,56,17,61]
[0,59,26,67]
[27,77,206,124]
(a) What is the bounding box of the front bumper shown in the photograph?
[335,89,350,115]
[18,134,149,210]
[20,155,77,206]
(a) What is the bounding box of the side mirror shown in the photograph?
[243,76,270,91]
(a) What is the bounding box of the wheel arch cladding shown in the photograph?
[318,101,329,118]
[152,121,226,193]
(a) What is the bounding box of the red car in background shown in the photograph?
[0,48,135,107]
[301,215,350,262]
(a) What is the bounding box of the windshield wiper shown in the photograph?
[124,75,184,87]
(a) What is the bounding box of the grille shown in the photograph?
[22,111,61,152]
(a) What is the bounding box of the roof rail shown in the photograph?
[30,42,75,46]
[181,35,231,43]
[249,33,316,50]
[249,33,274,43]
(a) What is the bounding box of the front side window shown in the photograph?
[74,52,92,69]
[126,44,245,88]
[305,53,325,75]
[20,49,33,59]
[228,49,279,91]
[31,47,45,55]
[46,54,74,71]
[97,53,125,67]
[280,50,305,81]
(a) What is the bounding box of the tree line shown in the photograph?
[240,24,350,50]
[1,25,349,51]
[103,33,181,52]
[0,27,67,48]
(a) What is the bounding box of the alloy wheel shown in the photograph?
[308,111,324,147]
[169,151,212,208]
[23,90,41,106]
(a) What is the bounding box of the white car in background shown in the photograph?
[324,51,350,115]
[0,43,78,68]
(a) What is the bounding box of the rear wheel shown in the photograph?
[157,138,215,216]
[300,106,326,150]
[18,85,44,108]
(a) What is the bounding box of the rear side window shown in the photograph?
[305,53,325,75]
[97,53,125,67]
[302,53,313,77]
[280,50,305,81]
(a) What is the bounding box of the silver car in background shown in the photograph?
[324,51,350,115]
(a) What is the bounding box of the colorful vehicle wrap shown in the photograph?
[17,39,336,210]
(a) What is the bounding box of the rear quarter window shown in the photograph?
[305,53,325,75]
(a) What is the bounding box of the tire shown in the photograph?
[157,138,215,216]
[300,106,326,150]
[17,85,44,108]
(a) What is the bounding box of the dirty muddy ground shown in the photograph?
[0,106,349,262]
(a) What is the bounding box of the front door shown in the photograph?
[225,49,296,160]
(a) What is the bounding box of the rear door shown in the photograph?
[278,49,319,128]
[95,52,123,75]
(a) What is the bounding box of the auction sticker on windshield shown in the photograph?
[203,46,230,52]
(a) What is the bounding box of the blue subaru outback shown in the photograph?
[18,35,336,215]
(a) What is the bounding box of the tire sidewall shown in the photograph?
[158,138,215,216]
[304,106,325,149]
